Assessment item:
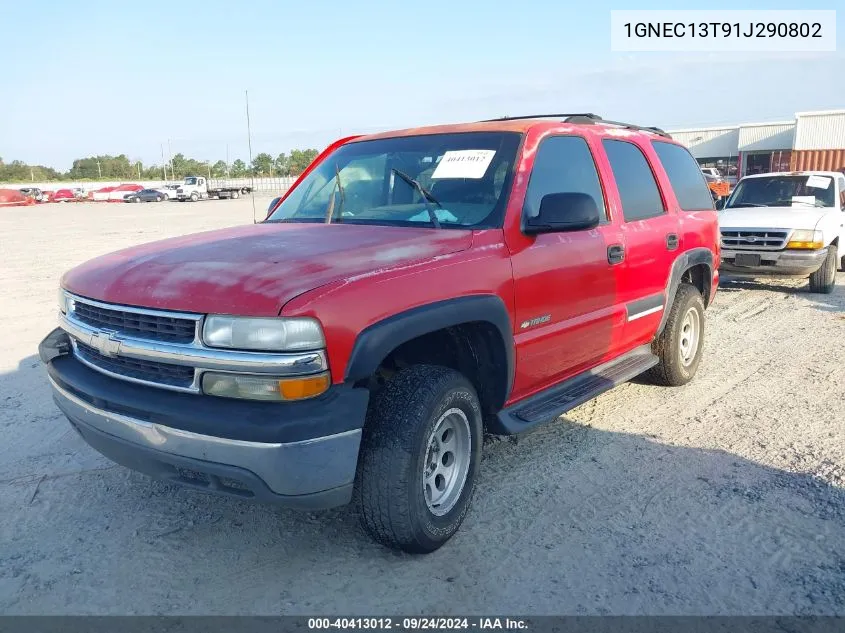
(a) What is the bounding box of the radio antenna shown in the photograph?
[245,89,257,223]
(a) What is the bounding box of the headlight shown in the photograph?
[202,315,325,351]
[786,230,824,250]
[202,372,330,401]
[58,289,74,314]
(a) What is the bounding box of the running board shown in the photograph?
[493,345,658,434]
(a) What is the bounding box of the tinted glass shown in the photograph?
[267,132,521,229]
[603,140,665,221]
[652,141,715,210]
[523,136,606,221]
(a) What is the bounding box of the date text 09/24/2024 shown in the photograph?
[307,618,528,630]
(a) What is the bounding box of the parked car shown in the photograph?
[53,188,87,203]
[18,187,44,202]
[40,113,720,553]
[156,184,181,200]
[124,189,167,203]
[700,167,722,179]
[717,170,845,293]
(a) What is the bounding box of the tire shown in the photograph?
[809,243,837,294]
[647,283,705,387]
[231,190,240,199]
[356,365,483,553]
[190,192,199,202]
[157,195,164,202]
[133,197,141,203]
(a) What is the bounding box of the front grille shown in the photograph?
[71,301,197,343]
[721,229,789,251]
[75,341,195,388]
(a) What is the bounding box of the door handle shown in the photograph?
[666,233,679,250]
[607,244,625,265]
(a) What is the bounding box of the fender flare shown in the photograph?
[657,247,714,335]
[344,295,515,401]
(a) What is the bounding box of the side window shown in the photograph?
[523,136,607,222]
[652,141,716,211]
[838,177,845,210]
[602,139,665,222]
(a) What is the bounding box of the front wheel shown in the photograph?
[356,365,482,553]
[647,283,705,387]
[231,190,240,199]
[809,244,837,294]
[190,192,199,202]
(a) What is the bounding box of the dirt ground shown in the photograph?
[1,199,843,615]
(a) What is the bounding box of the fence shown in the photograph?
[1,176,299,195]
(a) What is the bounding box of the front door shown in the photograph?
[507,135,625,401]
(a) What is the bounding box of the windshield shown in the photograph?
[725,175,835,209]
[266,132,521,228]
[184,177,198,185]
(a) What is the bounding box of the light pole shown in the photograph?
[96,160,102,179]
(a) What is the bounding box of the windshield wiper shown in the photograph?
[727,202,769,208]
[391,168,441,229]
[324,163,345,224]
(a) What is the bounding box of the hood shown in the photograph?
[718,206,833,231]
[62,223,474,316]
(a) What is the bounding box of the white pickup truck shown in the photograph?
[175,176,253,201]
[717,170,845,293]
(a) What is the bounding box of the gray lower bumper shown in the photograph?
[49,376,361,509]
[720,248,828,277]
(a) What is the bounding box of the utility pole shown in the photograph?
[207,161,211,180]
[168,138,174,179]
[137,162,141,180]
[96,160,102,178]
[161,144,167,181]
[245,89,256,222]
[225,144,230,178]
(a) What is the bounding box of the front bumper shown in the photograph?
[40,329,369,509]
[720,248,828,277]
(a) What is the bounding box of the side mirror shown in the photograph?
[715,198,726,210]
[267,196,281,216]
[524,192,601,235]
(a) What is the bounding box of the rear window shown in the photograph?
[652,141,715,211]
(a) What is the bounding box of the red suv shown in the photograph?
[40,114,719,553]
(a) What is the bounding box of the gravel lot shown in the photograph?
[1,199,843,615]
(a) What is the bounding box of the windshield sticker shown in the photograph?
[792,195,815,205]
[806,175,831,189]
[431,150,496,179]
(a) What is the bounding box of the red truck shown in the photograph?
[39,114,719,553]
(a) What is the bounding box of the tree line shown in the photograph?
[0,149,320,183]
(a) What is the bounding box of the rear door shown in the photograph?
[507,134,625,400]
[601,138,680,348]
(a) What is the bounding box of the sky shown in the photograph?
[2,0,844,170]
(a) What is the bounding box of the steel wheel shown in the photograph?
[679,306,700,367]
[422,407,471,516]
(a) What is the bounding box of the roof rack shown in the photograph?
[481,113,672,139]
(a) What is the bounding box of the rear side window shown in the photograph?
[523,136,607,222]
[652,141,715,211]
[602,139,665,222]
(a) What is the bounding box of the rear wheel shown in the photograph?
[231,190,240,199]
[157,195,164,202]
[356,365,482,553]
[809,244,837,294]
[647,283,705,387]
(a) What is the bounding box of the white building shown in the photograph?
[668,109,845,182]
